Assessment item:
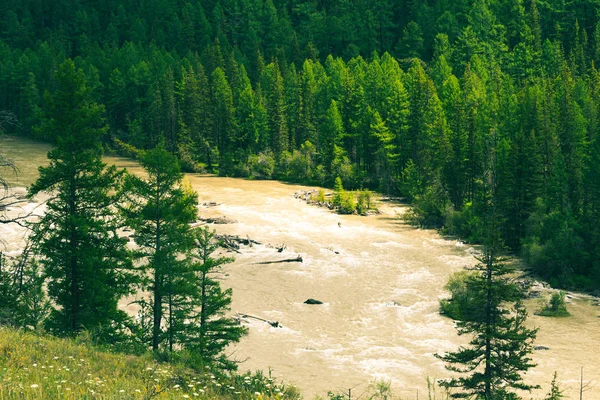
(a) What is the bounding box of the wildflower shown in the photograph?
[32,363,37,367]
[135,389,141,393]
[30,384,39,388]
[188,384,194,387]
[255,392,261,396]
[119,389,125,393]
[53,356,59,360]
[174,384,180,388]
[183,396,190,399]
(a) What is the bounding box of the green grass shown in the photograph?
[0,327,300,399]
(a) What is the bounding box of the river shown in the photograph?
[1,135,598,399]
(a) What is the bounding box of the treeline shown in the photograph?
[1,0,599,289]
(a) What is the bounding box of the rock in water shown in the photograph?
[304,298,323,305]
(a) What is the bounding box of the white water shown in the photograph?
[1,136,599,399]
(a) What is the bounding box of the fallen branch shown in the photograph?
[197,216,237,224]
[237,312,280,328]
[253,255,303,264]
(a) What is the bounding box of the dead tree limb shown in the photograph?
[253,255,303,264]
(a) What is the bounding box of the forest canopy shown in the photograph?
[1,0,600,289]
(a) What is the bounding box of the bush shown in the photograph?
[444,202,485,243]
[247,151,275,179]
[339,191,356,214]
[356,190,373,215]
[404,176,450,228]
[537,291,570,317]
[440,270,481,321]
[332,177,344,206]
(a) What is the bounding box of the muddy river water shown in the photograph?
[1,136,598,399]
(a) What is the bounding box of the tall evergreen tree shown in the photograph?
[29,59,134,339]
[124,143,198,352]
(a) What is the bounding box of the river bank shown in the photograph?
[1,135,599,399]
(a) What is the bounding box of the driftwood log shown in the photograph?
[237,313,280,328]
[253,255,303,264]
[197,216,238,224]
[216,234,261,253]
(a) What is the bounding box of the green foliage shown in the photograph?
[437,247,538,399]
[439,270,480,321]
[0,327,299,399]
[1,0,600,288]
[181,227,248,370]
[113,138,142,159]
[544,372,564,400]
[316,189,326,203]
[29,60,135,341]
[404,174,450,228]
[537,291,570,317]
[246,151,275,180]
[124,143,198,352]
[338,191,356,215]
[357,190,373,215]
[0,253,49,330]
[332,176,345,207]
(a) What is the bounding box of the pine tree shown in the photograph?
[124,143,198,352]
[181,227,247,370]
[437,245,539,398]
[29,59,134,340]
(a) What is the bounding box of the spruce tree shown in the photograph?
[29,60,134,340]
[437,246,538,398]
[437,165,538,398]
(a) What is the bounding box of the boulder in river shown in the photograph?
[304,298,323,305]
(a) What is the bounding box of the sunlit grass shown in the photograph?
[0,327,300,399]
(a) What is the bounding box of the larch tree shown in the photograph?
[29,59,134,340]
[124,143,198,352]
[180,226,247,370]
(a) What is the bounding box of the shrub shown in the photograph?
[356,190,373,215]
[537,291,570,317]
[439,270,481,321]
[332,177,344,206]
[339,191,356,214]
[404,176,450,228]
[247,151,275,179]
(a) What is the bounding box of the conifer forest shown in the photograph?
[1,0,600,398]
